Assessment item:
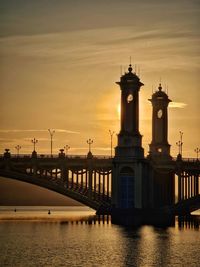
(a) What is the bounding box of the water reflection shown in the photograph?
[117,217,200,267]
[0,206,199,229]
[57,214,200,231]
[0,210,199,267]
[60,214,111,225]
[178,215,199,230]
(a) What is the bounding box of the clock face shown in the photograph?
[157,109,163,118]
[127,94,133,103]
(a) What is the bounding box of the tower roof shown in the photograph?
[116,64,144,87]
[149,83,171,102]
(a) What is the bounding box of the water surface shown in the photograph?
[0,207,199,267]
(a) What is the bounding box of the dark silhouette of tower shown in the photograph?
[112,65,148,212]
[149,83,172,159]
[115,64,144,158]
[148,84,174,208]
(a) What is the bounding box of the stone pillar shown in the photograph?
[102,173,105,200]
[94,171,97,199]
[178,172,181,202]
[107,173,110,200]
[87,158,93,199]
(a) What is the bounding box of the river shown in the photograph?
[0,206,199,267]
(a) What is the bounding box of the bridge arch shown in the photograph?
[0,172,106,211]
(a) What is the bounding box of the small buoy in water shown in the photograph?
[48,210,51,215]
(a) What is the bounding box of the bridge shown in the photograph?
[0,150,199,215]
[0,150,113,213]
[1,65,200,219]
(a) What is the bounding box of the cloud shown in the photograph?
[0,129,79,134]
[169,102,187,108]
[55,129,80,134]
[23,137,49,142]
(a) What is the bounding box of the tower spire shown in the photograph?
[158,83,162,91]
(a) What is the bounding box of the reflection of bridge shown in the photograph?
[0,151,199,215]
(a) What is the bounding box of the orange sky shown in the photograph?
[0,0,199,158]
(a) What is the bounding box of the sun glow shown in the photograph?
[117,103,121,119]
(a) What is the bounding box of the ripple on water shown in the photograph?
[0,208,199,267]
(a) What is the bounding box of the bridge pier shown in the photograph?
[195,174,198,195]
[61,167,67,186]
[88,167,93,199]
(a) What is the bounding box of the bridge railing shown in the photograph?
[1,154,197,161]
[172,157,199,163]
[0,154,112,160]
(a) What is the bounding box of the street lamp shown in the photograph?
[31,138,38,152]
[179,131,183,156]
[109,130,115,158]
[87,139,93,153]
[176,131,183,157]
[64,145,70,156]
[48,129,55,157]
[15,145,21,157]
[194,147,200,160]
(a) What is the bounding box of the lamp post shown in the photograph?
[179,131,183,156]
[48,129,55,157]
[31,138,38,152]
[15,145,21,157]
[64,145,70,156]
[87,139,93,153]
[194,147,200,160]
[176,131,183,157]
[109,130,115,158]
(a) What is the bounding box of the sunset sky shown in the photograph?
[0,0,199,158]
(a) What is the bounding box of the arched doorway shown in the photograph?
[119,167,134,209]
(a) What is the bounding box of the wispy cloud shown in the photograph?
[169,102,187,108]
[55,129,80,134]
[0,129,79,134]
[23,137,49,142]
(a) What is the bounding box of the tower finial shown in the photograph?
[130,56,132,65]
[128,64,133,73]
[158,83,162,91]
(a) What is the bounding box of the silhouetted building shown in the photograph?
[0,63,199,223]
[149,83,172,160]
[112,65,149,212]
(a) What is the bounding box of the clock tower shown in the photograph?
[115,64,144,158]
[149,84,172,159]
[112,65,148,213]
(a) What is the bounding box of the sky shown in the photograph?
[0,0,199,159]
